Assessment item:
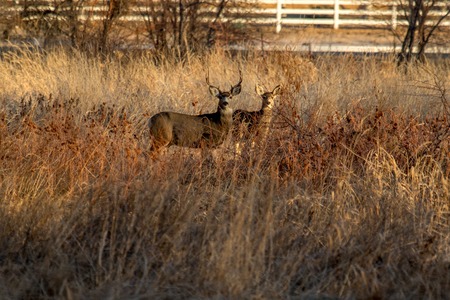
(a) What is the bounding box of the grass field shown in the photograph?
[0,47,449,299]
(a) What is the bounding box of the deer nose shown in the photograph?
[222,96,230,104]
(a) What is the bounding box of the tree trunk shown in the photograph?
[206,0,227,48]
[398,0,422,65]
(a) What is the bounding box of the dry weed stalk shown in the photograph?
[0,49,448,299]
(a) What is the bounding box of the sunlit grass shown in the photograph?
[0,47,449,299]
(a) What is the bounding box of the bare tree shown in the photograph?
[395,0,450,65]
[3,0,251,55]
[138,0,246,58]
[0,0,19,40]
[3,0,86,48]
[99,0,129,52]
[62,0,86,48]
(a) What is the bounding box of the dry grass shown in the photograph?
[0,47,449,299]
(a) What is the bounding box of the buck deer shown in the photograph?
[232,84,281,153]
[148,71,243,153]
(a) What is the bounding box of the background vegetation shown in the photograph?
[0,0,255,57]
[0,47,449,299]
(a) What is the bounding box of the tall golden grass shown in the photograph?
[0,47,449,299]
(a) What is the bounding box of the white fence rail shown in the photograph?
[264,0,450,32]
[2,0,450,34]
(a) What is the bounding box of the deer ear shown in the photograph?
[209,86,220,97]
[272,85,281,95]
[231,84,242,96]
[255,84,265,96]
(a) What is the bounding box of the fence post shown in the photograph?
[391,3,397,30]
[334,0,340,29]
[276,0,282,33]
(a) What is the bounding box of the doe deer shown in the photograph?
[148,71,242,153]
[232,84,281,153]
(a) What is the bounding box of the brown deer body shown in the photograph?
[148,71,242,153]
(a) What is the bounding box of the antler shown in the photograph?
[206,69,220,91]
[233,69,243,89]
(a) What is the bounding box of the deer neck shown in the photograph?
[259,106,273,126]
[218,106,233,125]
[260,105,273,116]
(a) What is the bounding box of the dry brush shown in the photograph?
[0,48,449,299]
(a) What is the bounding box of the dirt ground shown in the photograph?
[1,25,449,53]
[269,27,395,46]
[260,26,450,49]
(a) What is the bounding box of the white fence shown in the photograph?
[233,0,450,33]
[270,0,399,32]
[2,0,450,34]
[265,0,450,33]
